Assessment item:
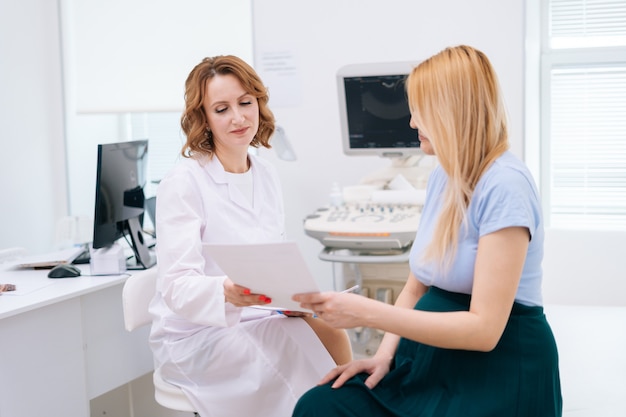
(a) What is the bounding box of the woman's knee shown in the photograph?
[293,384,335,417]
[294,382,381,417]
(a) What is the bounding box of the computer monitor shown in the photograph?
[92,139,155,269]
[337,61,421,159]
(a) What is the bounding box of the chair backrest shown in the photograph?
[122,267,158,331]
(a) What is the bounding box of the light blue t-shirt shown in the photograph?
[409,151,544,306]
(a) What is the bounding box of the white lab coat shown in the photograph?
[149,154,335,417]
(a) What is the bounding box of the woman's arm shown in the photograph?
[364,226,528,351]
[296,226,529,352]
[372,276,427,360]
[312,272,427,389]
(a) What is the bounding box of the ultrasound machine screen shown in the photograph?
[337,61,421,159]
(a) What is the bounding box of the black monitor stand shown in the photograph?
[126,217,156,270]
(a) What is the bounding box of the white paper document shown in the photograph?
[202,241,319,312]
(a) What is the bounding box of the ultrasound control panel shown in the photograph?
[303,203,422,250]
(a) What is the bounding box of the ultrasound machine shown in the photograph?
[303,61,435,357]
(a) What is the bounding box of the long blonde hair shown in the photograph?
[407,45,509,270]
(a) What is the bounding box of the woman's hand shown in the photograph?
[223,278,272,307]
[292,291,372,329]
[321,355,393,389]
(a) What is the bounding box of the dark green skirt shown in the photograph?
[293,287,562,417]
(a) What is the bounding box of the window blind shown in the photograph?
[550,0,626,47]
[543,0,626,229]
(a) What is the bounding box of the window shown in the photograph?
[127,112,185,198]
[539,0,626,229]
[62,0,254,221]
[66,112,183,221]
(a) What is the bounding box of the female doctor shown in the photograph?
[149,55,352,417]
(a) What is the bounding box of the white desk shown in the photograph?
[0,264,154,417]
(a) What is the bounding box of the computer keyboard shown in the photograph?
[13,246,85,268]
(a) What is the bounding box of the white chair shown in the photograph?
[122,267,199,416]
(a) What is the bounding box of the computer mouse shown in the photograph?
[48,263,82,278]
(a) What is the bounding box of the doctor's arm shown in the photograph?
[155,173,270,327]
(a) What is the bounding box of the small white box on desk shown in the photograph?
[90,244,127,275]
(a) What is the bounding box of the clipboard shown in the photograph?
[202,241,319,312]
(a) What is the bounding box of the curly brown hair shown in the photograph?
[180,55,275,158]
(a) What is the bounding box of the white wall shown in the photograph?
[0,0,67,254]
[1,0,623,302]
[252,0,527,289]
[543,229,626,306]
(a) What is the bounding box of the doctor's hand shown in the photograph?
[292,291,371,329]
[223,278,272,307]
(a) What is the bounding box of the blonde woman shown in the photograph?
[149,55,351,417]
[293,45,562,417]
